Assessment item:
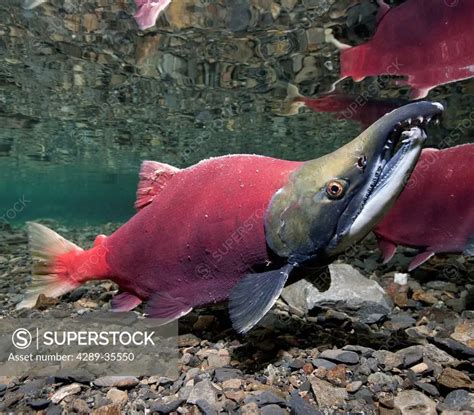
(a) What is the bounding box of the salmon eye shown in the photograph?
[326,180,346,199]
[357,155,367,170]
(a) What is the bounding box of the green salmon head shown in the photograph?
[266,101,444,264]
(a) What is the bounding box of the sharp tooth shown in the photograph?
[434,118,440,125]
[417,116,424,123]
[426,116,432,123]
[406,118,412,125]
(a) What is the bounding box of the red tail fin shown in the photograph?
[17,223,84,309]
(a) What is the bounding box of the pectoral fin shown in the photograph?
[408,250,435,271]
[229,264,293,334]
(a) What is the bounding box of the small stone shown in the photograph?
[46,405,63,415]
[241,402,260,415]
[415,382,440,397]
[394,390,436,415]
[196,399,218,415]
[261,404,287,415]
[51,383,81,404]
[224,389,246,402]
[423,344,458,367]
[319,349,359,364]
[187,380,218,406]
[72,398,90,413]
[106,388,128,406]
[177,333,201,347]
[343,345,374,357]
[411,362,429,374]
[312,358,336,369]
[245,391,286,407]
[373,350,403,370]
[412,290,438,305]
[397,346,423,367]
[450,320,474,348]
[303,363,314,374]
[311,378,348,409]
[326,365,347,386]
[207,352,231,369]
[289,358,305,370]
[92,403,122,415]
[28,398,51,410]
[346,381,363,393]
[367,373,400,393]
[94,376,139,389]
[223,378,242,389]
[74,297,99,309]
[437,368,473,389]
[214,368,243,382]
[4,391,24,407]
[150,398,185,413]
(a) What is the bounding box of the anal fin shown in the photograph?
[229,264,293,334]
[377,237,397,264]
[111,292,143,312]
[408,250,435,272]
[463,235,474,256]
[146,292,193,325]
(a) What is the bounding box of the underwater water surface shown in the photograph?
[1,0,473,225]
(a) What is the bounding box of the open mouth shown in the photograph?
[355,111,442,218]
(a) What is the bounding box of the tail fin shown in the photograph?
[16,222,83,309]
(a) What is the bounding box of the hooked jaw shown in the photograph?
[329,101,444,254]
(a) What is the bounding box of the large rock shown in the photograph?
[282,264,392,314]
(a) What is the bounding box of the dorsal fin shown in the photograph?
[135,160,181,210]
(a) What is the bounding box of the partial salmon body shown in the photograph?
[375,144,474,271]
[327,0,474,99]
[24,156,301,319]
[134,0,172,30]
[282,84,403,127]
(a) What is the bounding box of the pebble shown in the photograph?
[28,398,51,410]
[311,378,348,409]
[93,376,139,389]
[106,388,128,406]
[261,404,287,415]
[346,381,363,393]
[149,398,185,413]
[394,390,437,415]
[319,349,359,364]
[187,380,218,406]
[51,383,81,404]
[245,391,286,407]
[411,362,429,374]
[312,358,336,369]
[437,368,473,389]
[214,368,243,382]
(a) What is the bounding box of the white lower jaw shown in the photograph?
[347,132,425,241]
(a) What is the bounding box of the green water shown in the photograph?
[1,0,473,226]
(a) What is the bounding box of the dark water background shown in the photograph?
[1,0,473,225]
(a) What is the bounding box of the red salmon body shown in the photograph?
[338,0,474,99]
[375,144,474,270]
[105,155,302,312]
